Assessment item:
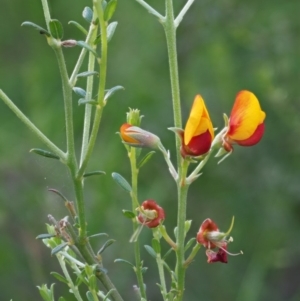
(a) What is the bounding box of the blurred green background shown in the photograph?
[1,0,300,300]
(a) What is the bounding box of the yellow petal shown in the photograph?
[184,95,214,144]
[228,90,266,141]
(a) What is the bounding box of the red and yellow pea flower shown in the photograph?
[137,200,165,228]
[222,90,265,152]
[180,95,214,157]
[196,217,242,264]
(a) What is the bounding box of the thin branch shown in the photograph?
[174,0,195,28]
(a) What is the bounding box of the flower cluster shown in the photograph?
[180,90,266,158]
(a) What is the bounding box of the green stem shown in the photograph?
[78,0,107,177]
[69,21,98,87]
[129,147,147,300]
[183,243,201,268]
[174,0,195,28]
[156,253,168,300]
[163,0,182,170]
[0,90,66,161]
[41,0,51,31]
[57,254,85,301]
[53,47,77,167]
[80,25,98,166]
[135,0,165,21]
[175,161,189,301]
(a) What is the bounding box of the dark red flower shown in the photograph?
[137,200,165,228]
[197,218,241,264]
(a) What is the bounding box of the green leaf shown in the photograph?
[49,19,63,39]
[21,21,50,36]
[144,245,157,259]
[104,0,118,21]
[78,98,98,106]
[104,85,124,101]
[73,87,86,97]
[68,21,88,35]
[184,237,196,252]
[93,34,101,45]
[58,297,67,301]
[51,272,69,285]
[97,239,116,254]
[107,22,118,42]
[162,248,173,260]
[37,284,55,301]
[30,148,60,160]
[141,267,148,274]
[152,238,161,254]
[76,40,98,57]
[111,172,132,192]
[103,289,116,301]
[122,210,136,219]
[82,7,93,23]
[36,233,56,240]
[114,258,135,268]
[138,151,155,169]
[51,242,68,255]
[88,232,109,239]
[77,71,99,78]
[84,170,106,177]
[86,291,94,301]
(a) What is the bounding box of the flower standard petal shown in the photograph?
[182,95,214,157]
[227,90,266,141]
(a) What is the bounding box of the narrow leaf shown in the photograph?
[137,151,155,169]
[83,171,106,177]
[97,239,116,254]
[86,291,94,301]
[141,267,148,274]
[184,237,196,252]
[76,40,98,57]
[88,233,109,239]
[144,245,157,259]
[82,7,93,23]
[49,19,63,39]
[122,210,136,219]
[111,172,132,192]
[104,0,118,21]
[104,85,124,101]
[30,148,60,160]
[51,272,69,285]
[51,242,68,256]
[93,34,101,45]
[21,21,50,36]
[103,289,116,301]
[77,71,99,78]
[114,258,135,267]
[78,98,98,106]
[163,248,173,260]
[68,21,88,35]
[36,233,56,240]
[73,87,86,97]
[107,21,118,42]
